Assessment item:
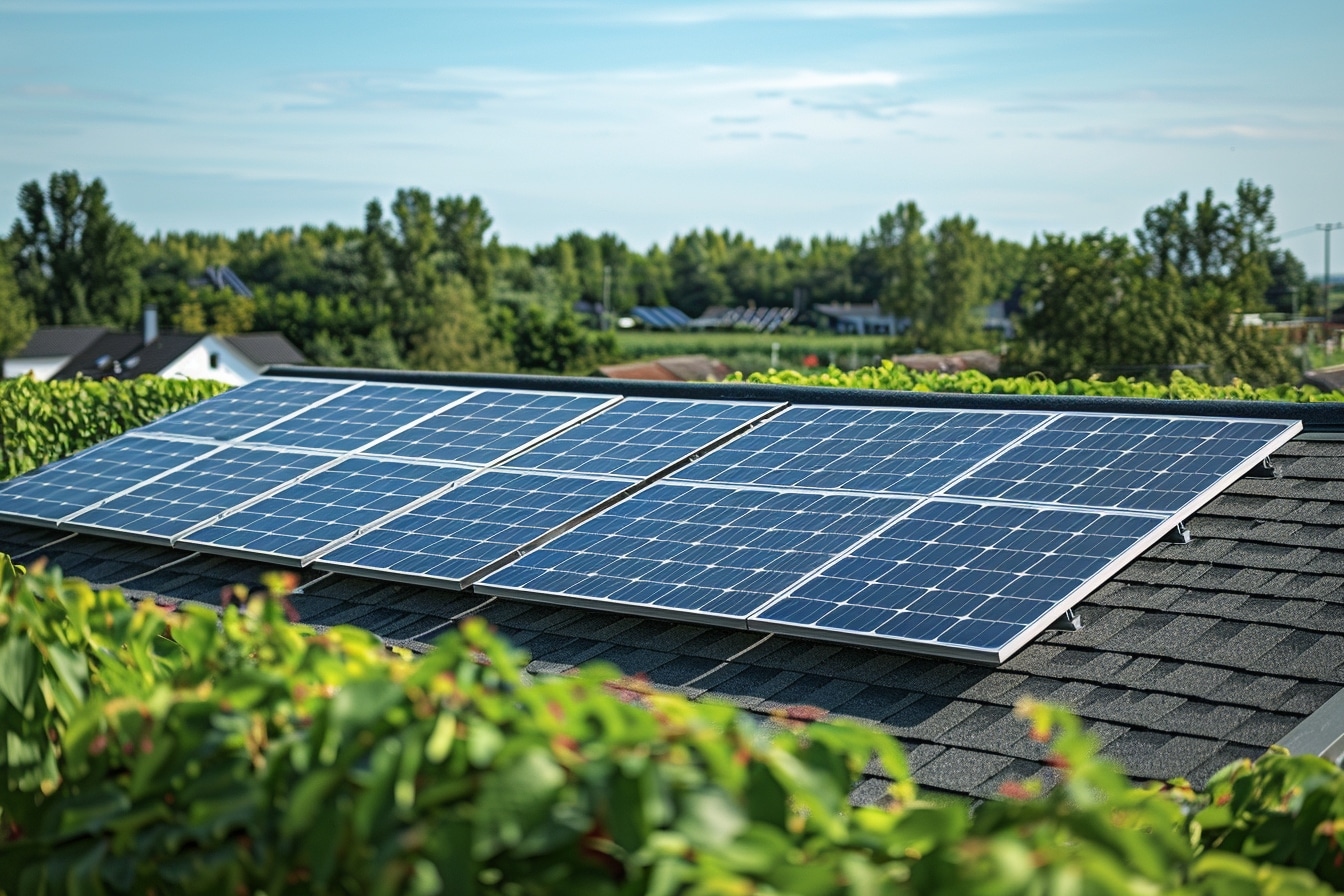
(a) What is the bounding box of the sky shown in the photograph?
[1,0,1342,273]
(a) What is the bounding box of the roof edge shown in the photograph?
[1278,686,1344,762]
[261,365,1344,431]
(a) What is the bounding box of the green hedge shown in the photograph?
[732,363,1344,402]
[2,557,1343,895]
[0,374,230,481]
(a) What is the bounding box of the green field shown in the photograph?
[614,329,891,373]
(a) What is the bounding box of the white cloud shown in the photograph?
[627,0,1065,25]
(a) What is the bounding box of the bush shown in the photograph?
[734,362,1344,402]
[2,556,1342,894]
[0,374,230,481]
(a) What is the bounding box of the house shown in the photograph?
[2,369,1343,803]
[3,308,307,385]
[891,349,1002,376]
[813,302,903,335]
[597,354,733,382]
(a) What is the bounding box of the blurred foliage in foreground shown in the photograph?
[3,556,1344,894]
[734,361,1344,402]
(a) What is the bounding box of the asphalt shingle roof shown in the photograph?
[3,387,1343,804]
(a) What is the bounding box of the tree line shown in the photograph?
[0,171,1313,384]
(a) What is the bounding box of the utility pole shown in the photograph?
[1319,223,1343,325]
[601,265,611,331]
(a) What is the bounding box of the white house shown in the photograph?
[3,307,307,386]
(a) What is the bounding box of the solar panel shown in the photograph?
[138,378,357,441]
[240,382,474,453]
[366,390,616,466]
[476,483,918,623]
[64,446,334,542]
[669,406,1050,494]
[177,457,471,563]
[750,499,1163,662]
[942,415,1301,513]
[501,398,779,479]
[0,371,1306,666]
[0,436,219,525]
[314,470,632,588]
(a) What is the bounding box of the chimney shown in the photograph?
[143,305,158,345]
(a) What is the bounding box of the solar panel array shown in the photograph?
[0,375,1302,663]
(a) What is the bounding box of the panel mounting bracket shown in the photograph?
[1243,458,1280,479]
[1048,608,1083,632]
[1162,520,1191,544]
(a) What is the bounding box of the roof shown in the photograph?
[52,331,207,380]
[814,302,894,321]
[1305,364,1344,394]
[598,355,732,382]
[3,371,1343,804]
[12,326,109,359]
[225,333,309,367]
[891,350,1002,376]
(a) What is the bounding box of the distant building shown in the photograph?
[597,354,733,383]
[3,307,307,386]
[890,349,1002,376]
[812,302,902,335]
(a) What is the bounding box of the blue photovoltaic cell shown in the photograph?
[180,457,469,561]
[754,500,1160,655]
[368,390,613,465]
[669,407,1049,494]
[315,470,630,585]
[0,436,216,524]
[137,378,353,441]
[502,398,776,479]
[943,415,1300,513]
[479,483,917,620]
[66,446,332,540]
[241,383,473,452]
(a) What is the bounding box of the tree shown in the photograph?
[406,274,512,373]
[924,215,992,353]
[854,202,930,339]
[0,249,35,357]
[9,171,143,327]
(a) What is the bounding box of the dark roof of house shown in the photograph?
[52,331,207,380]
[813,302,896,321]
[12,326,109,359]
[3,370,1343,804]
[225,333,308,368]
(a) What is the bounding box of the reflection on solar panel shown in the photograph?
[944,415,1299,513]
[241,383,473,452]
[751,500,1161,661]
[367,390,615,465]
[502,398,778,479]
[670,407,1049,494]
[0,436,217,525]
[65,446,333,541]
[315,470,631,588]
[139,378,356,441]
[178,457,469,562]
[478,484,917,622]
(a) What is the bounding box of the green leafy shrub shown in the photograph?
[2,556,1342,894]
[0,374,229,481]
[732,362,1344,402]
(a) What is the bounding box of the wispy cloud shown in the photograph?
[626,0,1065,25]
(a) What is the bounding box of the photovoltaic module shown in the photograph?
[0,375,1301,663]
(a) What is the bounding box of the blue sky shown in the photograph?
[2,0,1341,272]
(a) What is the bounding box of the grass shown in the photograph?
[614,330,892,374]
